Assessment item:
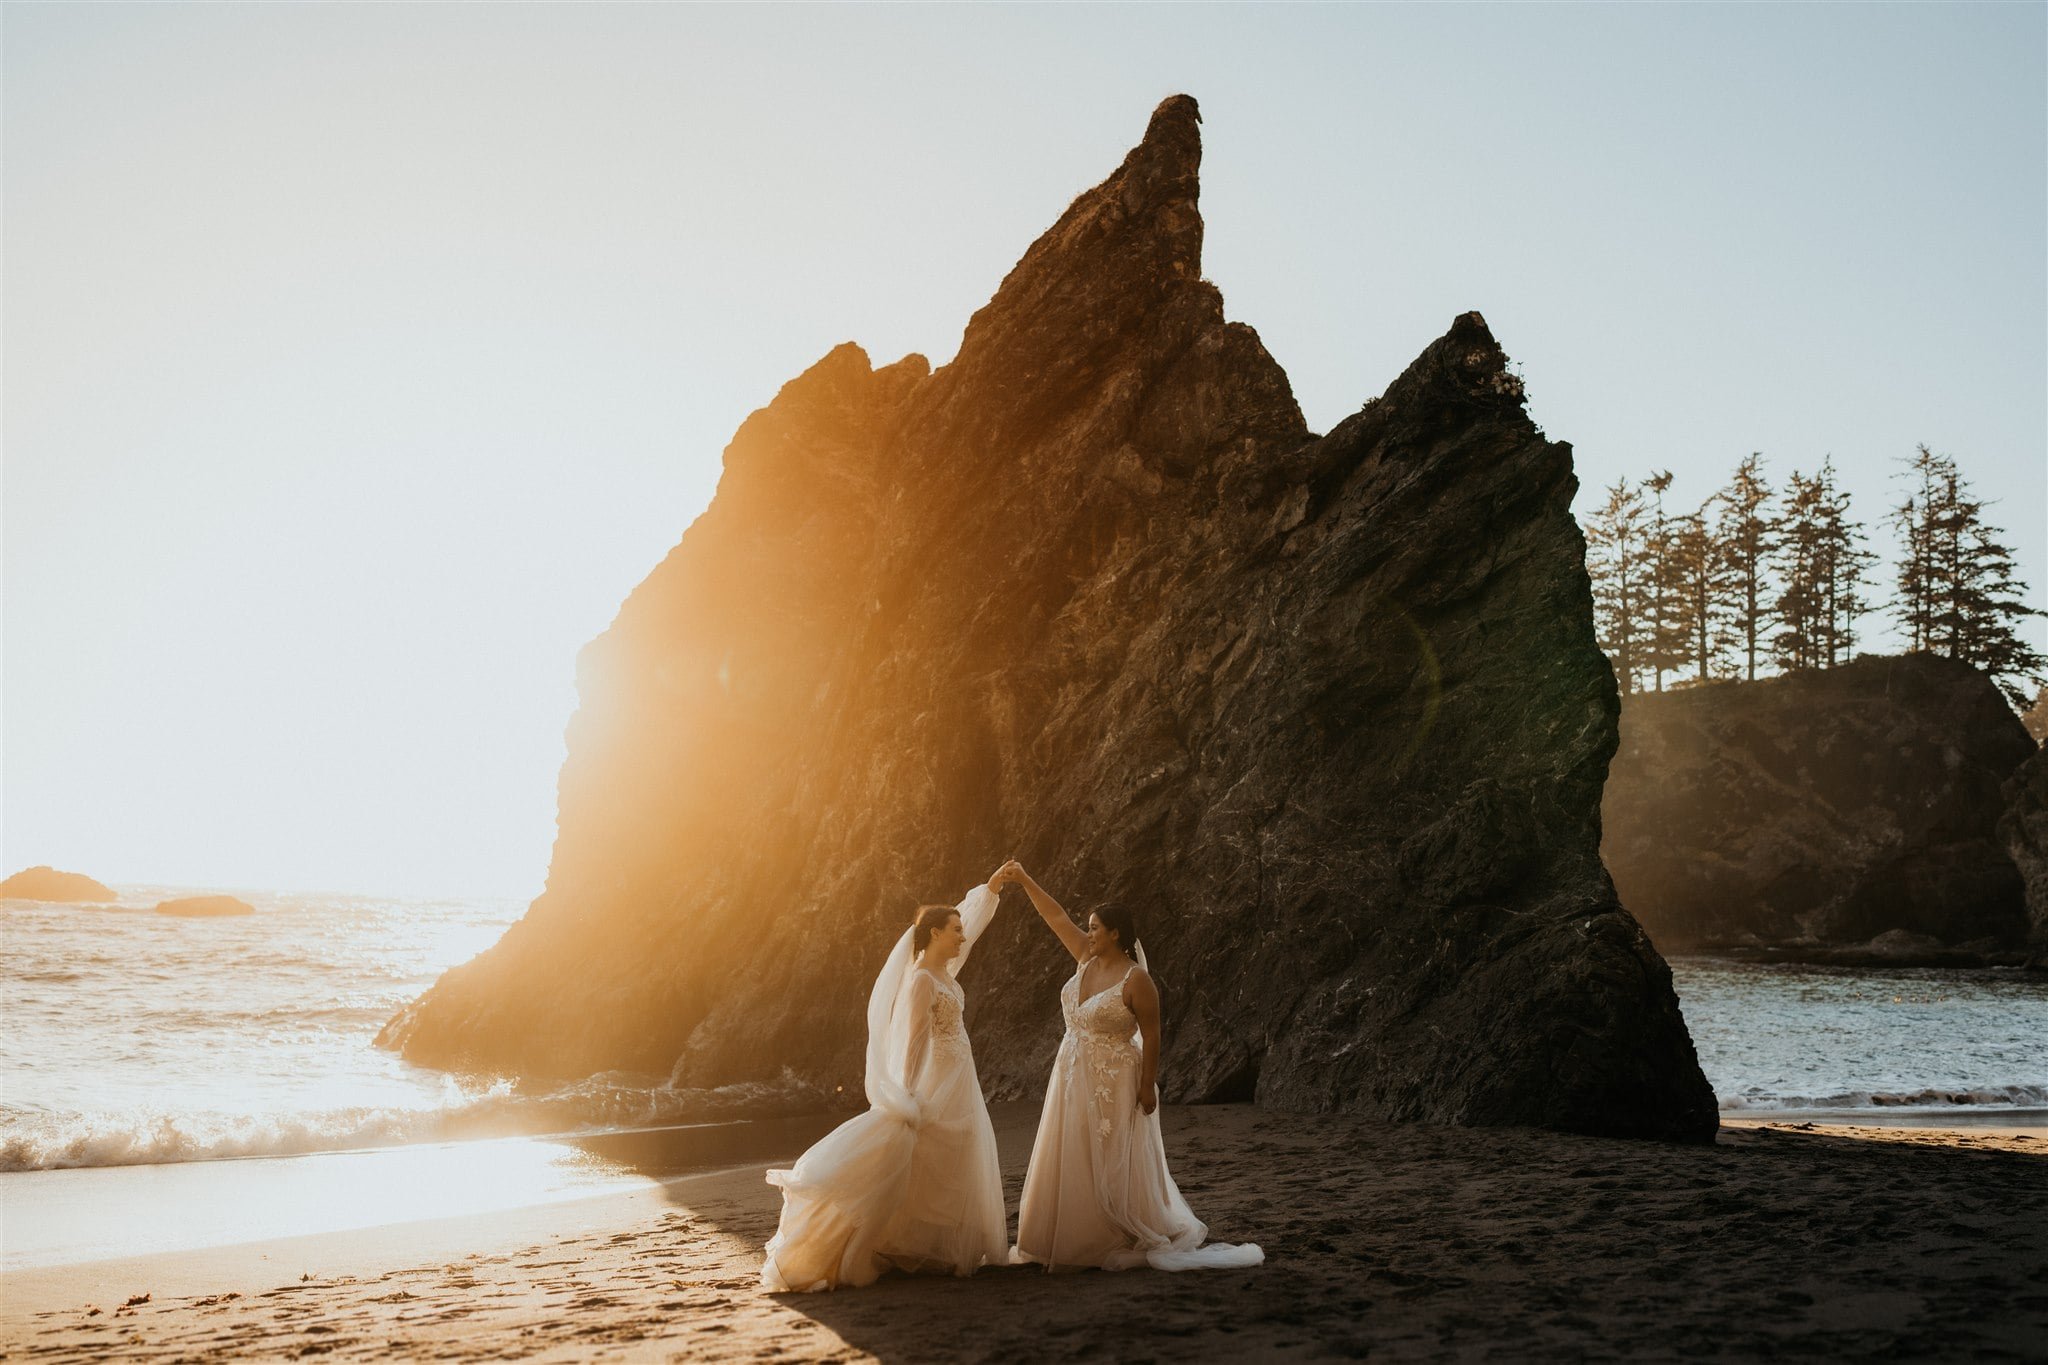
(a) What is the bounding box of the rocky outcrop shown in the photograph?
[1,866,116,902]
[155,895,255,918]
[1998,748,2048,967]
[382,96,1716,1141]
[1604,654,2035,960]
[2021,686,2047,744]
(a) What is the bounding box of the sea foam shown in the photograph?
[0,1072,832,1171]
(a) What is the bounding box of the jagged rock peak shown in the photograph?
[1124,92,1203,235]
[715,341,929,477]
[943,94,1211,403]
[384,98,1717,1144]
[1030,91,1204,279]
[1381,311,1528,414]
[748,342,930,410]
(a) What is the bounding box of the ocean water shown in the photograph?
[3,891,2044,1174]
[1669,956,2048,1115]
[0,888,821,1172]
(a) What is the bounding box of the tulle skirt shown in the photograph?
[761,1041,1006,1292]
[1013,1031,1263,1273]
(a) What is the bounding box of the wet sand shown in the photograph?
[4,1103,2045,1362]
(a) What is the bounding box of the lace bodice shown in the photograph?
[1061,961,1137,1039]
[926,972,968,1057]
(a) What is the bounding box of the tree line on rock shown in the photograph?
[1584,446,2044,707]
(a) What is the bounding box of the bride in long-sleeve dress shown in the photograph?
[997,861,1262,1272]
[760,876,1008,1291]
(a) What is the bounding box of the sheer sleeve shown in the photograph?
[862,929,918,1124]
[859,884,995,1125]
[947,885,1000,978]
[900,971,937,1093]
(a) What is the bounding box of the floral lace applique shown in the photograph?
[928,976,968,1056]
[1062,967,1138,1130]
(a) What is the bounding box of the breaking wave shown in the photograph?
[1719,1084,2048,1113]
[0,1071,835,1172]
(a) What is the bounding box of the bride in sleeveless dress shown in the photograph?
[996,861,1262,1272]
[760,874,1009,1291]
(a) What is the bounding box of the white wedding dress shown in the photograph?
[760,886,1007,1291]
[1012,953,1262,1272]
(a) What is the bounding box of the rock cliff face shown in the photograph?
[382,97,1717,1141]
[1998,749,2048,967]
[1604,655,2035,958]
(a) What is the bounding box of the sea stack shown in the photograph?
[155,895,256,918]
[1,866,117,902]
[1605,654,2035,960]
[1999,749,2048,968]
[382,96,1717,1141]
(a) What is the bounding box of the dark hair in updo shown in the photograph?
[912,904,961,956]
[1091,901,1140,956]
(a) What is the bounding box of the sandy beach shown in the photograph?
[5,1103,2045,1363]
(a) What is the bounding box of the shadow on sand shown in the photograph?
[564,1100,2048,1362]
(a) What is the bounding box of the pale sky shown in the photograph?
[5,4,2043,900]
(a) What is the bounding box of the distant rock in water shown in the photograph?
[1998,748,2048,968]
[381,96,1716,1142]
[1,866,117,902]
[155,895,255,918]
[1604,654,2034,962]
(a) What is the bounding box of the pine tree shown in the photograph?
[1772,457,1875,672]
[1814,457,1876,666]
[1639,470,1690,691]
[1665,503,1736,685]
[1584,478,1652,694]
[1890,445,2046,707]
[1712,453,1778,682]
[1946,500,2046,706]
[1891,445,1944,653]
[1772,468,1828,672]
